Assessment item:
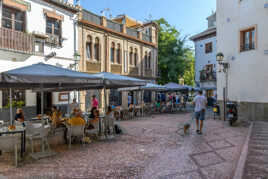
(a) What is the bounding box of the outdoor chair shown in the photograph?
[26,123,51,154]
[85,121,99,138]
[0,135,20,167]
[104,116,115,138]
[121,109,130,120]
[67,125,85,148]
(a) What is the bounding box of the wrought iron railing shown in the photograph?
[200,70,216,82]
[107,20,122,33]
[142,33,151,42]
[82,10,101,25]
[126,28,138,38]
[240,43,255,52]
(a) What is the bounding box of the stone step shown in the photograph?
[250,137,268,141]
[250,142,268,146]
[247,156,268,165]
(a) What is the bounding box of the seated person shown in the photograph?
[129,103,134,112]
[89,107,97,119]
[50,106,62,127]
[15,108,25,123]
[71,107,82,118]
[67,111,86,126]
[105,106,114,135]
[88,107,99,127]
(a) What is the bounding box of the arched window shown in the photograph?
[110,42,115,63]
[86,35,92,59]
[145,52,148,69]
[148,52,151,69]
[94,37,100,61]
[129,47,133,65]
[134,48,138,66]
[116,44,121,64]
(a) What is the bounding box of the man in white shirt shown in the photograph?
[193,91,207,135]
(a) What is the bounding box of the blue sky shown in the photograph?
[81,0,216,48]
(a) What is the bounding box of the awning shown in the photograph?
[164,82,188,91]
[118,83,166,92]
[90,72,147,89]
[0,63,103,89]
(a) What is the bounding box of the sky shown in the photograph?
[80,0,216,48]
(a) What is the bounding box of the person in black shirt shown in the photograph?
[15,108,24,122]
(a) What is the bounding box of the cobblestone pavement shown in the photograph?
[0,113,249,179]
[242,121,268,179]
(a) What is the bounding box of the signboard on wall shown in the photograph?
[58,92,69,102]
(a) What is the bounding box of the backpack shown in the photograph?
[115,124,122,134]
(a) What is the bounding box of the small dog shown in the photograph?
[183,123,191,135]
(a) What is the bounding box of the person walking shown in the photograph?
[193,90,207,135]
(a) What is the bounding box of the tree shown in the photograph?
[156,18,195,86]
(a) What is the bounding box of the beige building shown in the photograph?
[77,11,158,110]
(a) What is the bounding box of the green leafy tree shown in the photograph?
[156,18,195,86]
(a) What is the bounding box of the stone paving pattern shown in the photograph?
[242,121,268,179]
[0,113,249,179]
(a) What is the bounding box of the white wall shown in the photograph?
[25,0,77,59]
[194,36,217,83]
[217,0,268,103]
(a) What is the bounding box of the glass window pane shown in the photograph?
[46,27,52,34]
[245,31,250,46]
[111,48,114,62]
[86,43,91,59]
[15,22,23,31]
[251,29,255,48]
[2,8,12,19]
[2,18,12,29]
[15,11,24,21]
[54,28,60,36]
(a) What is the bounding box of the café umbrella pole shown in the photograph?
[41,89,45,152]
[9,88,13,125]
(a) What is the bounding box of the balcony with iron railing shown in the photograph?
[82,10,101,26]
[0,27,34,54]
[142,33,151,42]
[126,27,138,38]
[200,70,216,82]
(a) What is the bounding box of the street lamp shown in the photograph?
[216,52,229,121]
[73,52,81,102]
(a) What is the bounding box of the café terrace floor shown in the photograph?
[0,112,249,179]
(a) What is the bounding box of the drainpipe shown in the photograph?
[0,0,2,28]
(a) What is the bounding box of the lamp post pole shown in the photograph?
[73,52,81,103]
[216,53,229,121]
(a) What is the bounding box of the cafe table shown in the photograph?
[0,126,26,158]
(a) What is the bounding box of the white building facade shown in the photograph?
[0,0,80,116]
[190,13,217,98]
[217,0,268,120]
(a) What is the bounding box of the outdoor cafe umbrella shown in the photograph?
[0,63,104,157]
[0,63,103,124]
[164,82,189,91]
[118,83,167,92]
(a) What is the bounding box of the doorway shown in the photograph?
[36,92,52,115]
